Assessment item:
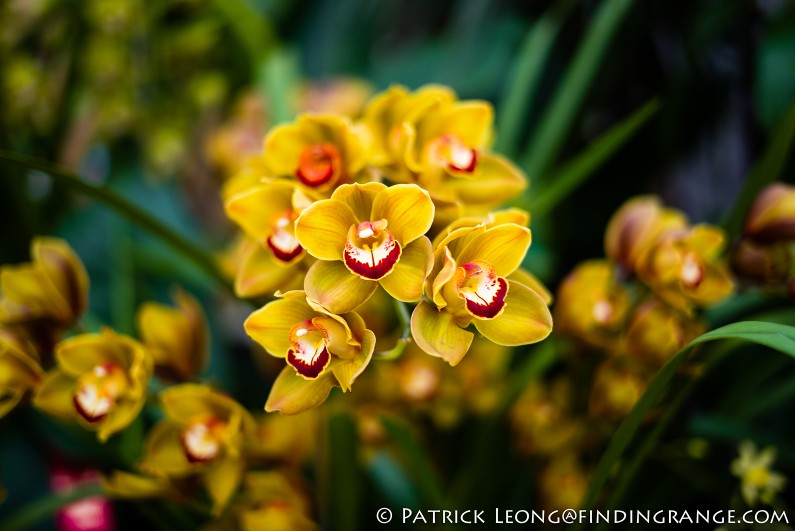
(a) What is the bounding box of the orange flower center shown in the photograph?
[287,319,331,379]
[454,260,508,319]
[73,363,128,423]
[296,143,341,187]
[181,417,226,463]
[343,220,402,280]
[431,134,478,173]
[266,210,303,263]
[680,253,704,288]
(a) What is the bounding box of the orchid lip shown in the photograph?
[680,253,704,289]
[286,320,331,379]
[295,143,341,187]
[181,420,223,463]
[431,134,478,173]
[455,260,508,319]
[266,210,303,263]
[73,363,126,423]
[343,220,402,280]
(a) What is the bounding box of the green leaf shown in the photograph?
[380,415,446,508]
[520,0,636,180]
[494,0,577,158]
[210,0,275,68]
[721,96,795,241]
[0,485,104,531]
[321,411,362,531]
[0,150,234,295]
[577,321,795,516]
[257,47,301,125]
[529,98,660,217]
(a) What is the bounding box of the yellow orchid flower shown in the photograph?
[510,378,582,457]
[604,196,687,275]
[263,114,367,192]
[411,220,552,365]
[137,287,209,381]
[0,237,89,329]
[731,441,787,506]
[731,238,791,283]
[624,297,704,367]
[744,183,795,243]
[295,182,434,313]
[246,410,319,467]
[224,181,313,298]
[637,224,734,313]
[33,328,153,442]
[588,360,648,421]
[0,326,43,418]
[362,85,526,217]
[538,454,589,513]
[139,384,255,515]
[554,260,630,350]
[244,291,376,414]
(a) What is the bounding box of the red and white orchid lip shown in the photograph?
[455,260,508,319]
[343,220,402,280]
[296,143,341,187]
[73,363,127,423]
[680,253,704,289]
[286,320,331,379]
[430,134,478,173]
[266,210,303,263]
[181,419,224,463]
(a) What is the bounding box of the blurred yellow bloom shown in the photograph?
[554,260,630,350]
[263,114,367,192]
[605,196,687,275]
[244,291,375,414]
[731,441,787,506]
[362,85,525,218]
[137,287,209,381]
[412,220,551,365]
[224,181,313,298]
[731,238,791,284]
[624,298,703,367]
[298,77,374,119]
[246,411,319,467]
[34,328,152,442]
[510,379,582,457]
[140,384,255,514]
[0,326,43,418]
[589,360,648,421]
[744,183,795,244]
[206,92,269,179]
[102,471,175,500]
[538,454,589,512]
[637,224,734,313]
[0,237,89,329]
[295,182,434,313]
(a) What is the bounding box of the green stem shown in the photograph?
[0,485,104,531]
[0,150,234,295]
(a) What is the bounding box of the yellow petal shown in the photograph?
[140,421,194,477]
[224,182,296,241]
[427,101,494,149]
[410,300,473,366]
[244,296,314,358]
[687,224,726,259]
[331,328,375,392]
[264,366,337,415]
[456,223,531,277]
[34,237,90,323]
[509,268,553,305]
[102,471,171,499]
[160,383,242,423]
[263,122,309,176]
[0,390,23,419]
[203,456,244,515]
[442,153,526,207]
[98,398,145,442]
[330,182,386,222]
[55,329,140,377]
[379,236,433,302]
[0,265,49,322]
[33,369,76,420]
[235,242,304,299]
[304,260,378,314]
[370,184,435,245]
[295,199,357,260]
[473,280,552,346]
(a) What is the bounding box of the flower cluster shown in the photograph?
[222,85,554,414]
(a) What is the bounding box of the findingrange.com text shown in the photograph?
[375,508,791,526]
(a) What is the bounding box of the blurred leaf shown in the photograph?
[380,415,446,509]
[0,485,103,531]
[529,98,660,217]
[258,47,300,124]
[577,321,795,517]
[0,151,233,295]
[495,0,576,157]
[210,0,275,67]
[520,0,636,180]
[722,97,795,241]
[321,411,362,531]
[366,451,421,509]
[755,22,795,129]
